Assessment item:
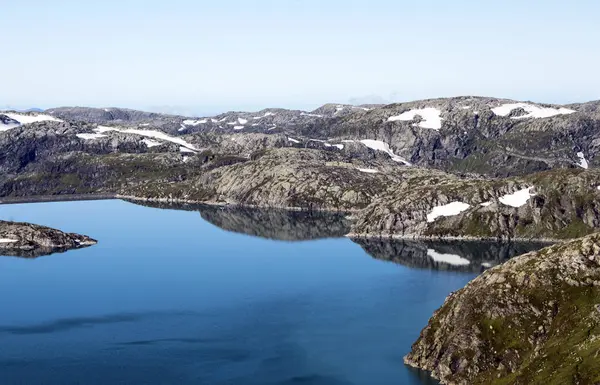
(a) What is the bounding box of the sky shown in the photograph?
[2,0,600,115]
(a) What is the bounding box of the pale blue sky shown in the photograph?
[2,0,599,114]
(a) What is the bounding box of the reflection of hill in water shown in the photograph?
[1,246,89,259]
[352,238,549,272]
[127,201,352,241]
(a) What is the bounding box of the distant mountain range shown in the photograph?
[2,95,600,242]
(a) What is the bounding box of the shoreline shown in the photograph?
[346,232,561,244]
[0,193,117,205]
[0,193,577,244]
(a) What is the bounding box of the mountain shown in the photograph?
[2,96,600,241]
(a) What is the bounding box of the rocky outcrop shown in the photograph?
[404,234,600,384]
[351,168,600,241]
[0,220,97,258]
[121,148,418,211]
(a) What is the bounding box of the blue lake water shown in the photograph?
[0,200,538,385]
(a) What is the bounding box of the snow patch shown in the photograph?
[491,103,576,119]
[357,168,379,174]
[233,125,244,130]
[480,201,492,207]
[183,119,207,126]
[387,108,442,130]
[179,146,196,153]
[577,152,589,169]
[359,139,411,166]
[288,137,301,144]
[4,113,63,126]
[253,112,275,120]
[301,112,323,118]
[427,249,471,266]
[426,202,470,223]
[238,118,248,124]
[76,133,107,140]
[142,138,162,147]
[498,187,535,208]
[0,238,18,244]
[352,106,371,111]
[93,127,198,151]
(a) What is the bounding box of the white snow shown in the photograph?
[577,152,589,169]
[93,127,198,151]
[427,249,471,266]
[227,122,237,125]
[238,118,248,125]
[426,202,470,223]
[76,133,108,140]
[357,168,379,174]
[179,146,196,153]
[341,139,355,143]
[300,113,323,118]
[141,138,162,147]
[233,125,245,130]
[182,156,190,163]
[332,144,344,150]
[498,187,535,208]
[211,118,219,123]
[481,262,494,268]
[4,113,63,127]
[491,103,576,119]
[0,121,21,132]
[251,123,260,127]
[139,123,150,127]
[480,201,492,207]
[288,137,301,144]
[0,238,18,243]
[387,108,443,130]
[359,139,411,166]
[253,112,275,120]
[183,119,207,126]
[461,106,471,109]
[268,125,277,130]
[352,106,371,111]
[335,105,345,114]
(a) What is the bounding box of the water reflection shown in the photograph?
[128,201,549,272]
[128,201,352,241]
[352,238,549,272]
[0,245,94,259]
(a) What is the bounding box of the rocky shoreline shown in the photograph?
[403,234,600,384]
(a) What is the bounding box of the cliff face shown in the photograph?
[404,234,600,385]
[0,220,97,258]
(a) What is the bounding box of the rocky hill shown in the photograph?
[2,96,600,241]
[404,233,600,384]
[0,220,97,258]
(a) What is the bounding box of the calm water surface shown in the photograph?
[0,200,541,385]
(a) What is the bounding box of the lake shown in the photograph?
[0,200,544,385]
